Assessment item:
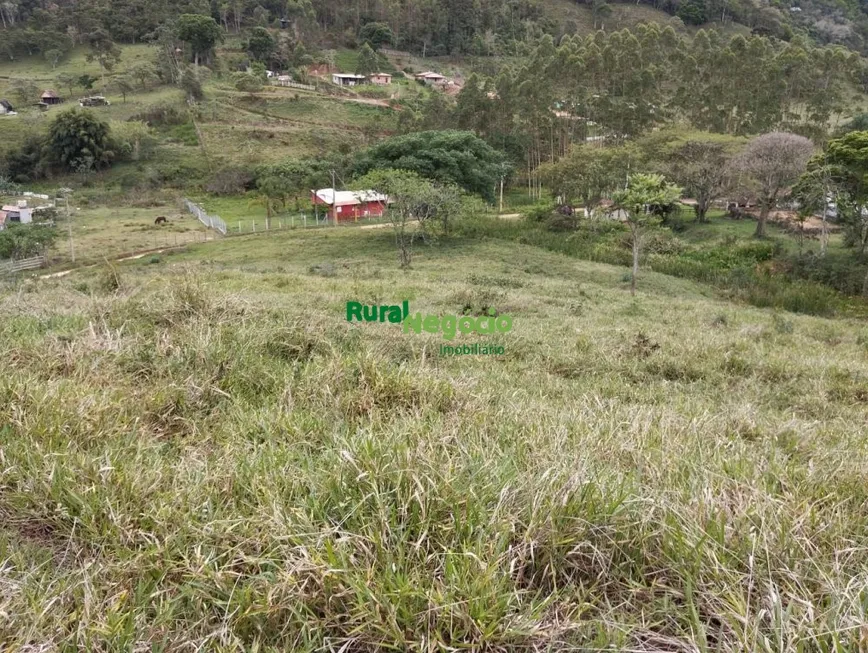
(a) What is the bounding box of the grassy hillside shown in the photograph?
[0,225,866,650]
[0,44,404,189]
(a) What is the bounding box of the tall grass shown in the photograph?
[457,215,860,317]
[0,232,866,651]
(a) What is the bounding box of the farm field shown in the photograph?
[1,224,867,650]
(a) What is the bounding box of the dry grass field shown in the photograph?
[1,224,866,651]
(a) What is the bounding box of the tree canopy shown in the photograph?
[48,108,114,172]
[354,130,505,201]
[176,14,222,66]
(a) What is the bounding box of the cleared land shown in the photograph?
[1,224,866,650]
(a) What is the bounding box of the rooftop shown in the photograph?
[314,189,389,206]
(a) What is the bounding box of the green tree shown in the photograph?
[355,42,380,77]
[0,224,59,260]
[177,14,222,66]
[56,73,79,98]
[677,0,708,25]
[359,22,394,50]
[9,78,38,107]
[85,28,122,91]
[540,144,635,212]
[247,27,276,63]
[114,75,134,103]
[353,169,459,268]
[233,71,263,94]
[823,131,868,255]
[354,130,506,202]
[129,62,157,90]
[259,158,332,210]
[180,66,205,102]
[610,173,682,295]
[249,175,286,230]
[47,107,114,172]
[666,136,742,222]
[44,48,66,69]
[78,74,98,91]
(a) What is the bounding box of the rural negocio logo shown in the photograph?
[346,301,511,356]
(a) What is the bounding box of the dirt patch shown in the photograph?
[741,209,841,235]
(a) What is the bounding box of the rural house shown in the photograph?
[415,71,448,85]
[332,73,367,87]
[368,73,392,85]
[41,90,63,105]
[0,201,34,226]
[0,99,14,115]
[311,188,389,223]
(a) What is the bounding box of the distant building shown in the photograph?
[275,75,294,86]
[79,96,110,107]
[41,89,63,105]
[0,99,15,115]
[311,188,390,223]
[1,201,34,225]
[332,73,367,87]
[368,73,393,85]
[415,71,448,85]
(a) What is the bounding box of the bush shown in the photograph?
[130,103,189,127]
[0,224,58,259]
[523,203,556,222]
[545,213,578,232]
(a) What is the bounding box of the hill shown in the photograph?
[1,223,866,650]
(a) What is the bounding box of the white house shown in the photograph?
[0,201,34,226]
[332,73,367,87]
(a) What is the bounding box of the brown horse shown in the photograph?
[154,216,168,225]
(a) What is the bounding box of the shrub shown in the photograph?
[524,203,556,222]
[130,103,189,127]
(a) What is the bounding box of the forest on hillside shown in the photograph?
[3,0,868,57]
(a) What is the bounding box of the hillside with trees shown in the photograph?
[1,1,868,652]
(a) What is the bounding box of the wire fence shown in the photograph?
[184,199,227,235]
[224,213,394,235]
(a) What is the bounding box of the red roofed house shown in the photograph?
[311,188,390,223]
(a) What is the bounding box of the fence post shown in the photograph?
[303,214,307,228]
[238,221,241,233]
[253,221,256,233]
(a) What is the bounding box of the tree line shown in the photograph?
[3,0,868,61]
[410,26,862,196]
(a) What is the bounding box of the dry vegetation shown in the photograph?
[1,227,866,651]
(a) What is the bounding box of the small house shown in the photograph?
[0,99,15,115]
[275,75,294,86]
[311,188,390,223]
[1,201,33,225]
[41,90,63,105]
[368,73,393,85]
[332,73,367,87]
[415,71,448,86]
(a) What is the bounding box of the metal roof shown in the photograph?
[314,188,389,206]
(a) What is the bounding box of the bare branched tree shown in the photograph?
[730,132,814,238]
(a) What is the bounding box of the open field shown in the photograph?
[0,225,867,651]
